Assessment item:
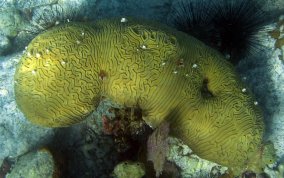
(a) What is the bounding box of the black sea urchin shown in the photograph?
[170,0,269,65]
[170,0,213,43]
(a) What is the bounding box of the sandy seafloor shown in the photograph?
[0,0,284,177]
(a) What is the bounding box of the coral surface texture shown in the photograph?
[14,18,264,174]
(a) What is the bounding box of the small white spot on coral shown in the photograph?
[76,40,81,44]
[161,62,166,66]
[120,17,127,23]
[46,49,50,53]
[27,52,31,57]
[141,45,147,49]
[185,74,189,77]
[243,76,247,80]
[242,88,246,93]
[192,64,198,68]
[36,53,41,58]
[254,101,258,105]
[25,46,28,50]
[173,70,178,74]
[55,21,60,25]
[61,61,66,65]
[67,19,70,23]
[81,32,85,36]
[45,61,50,67]
[31,70,36,75]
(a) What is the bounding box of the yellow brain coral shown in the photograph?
[14,18,264,173]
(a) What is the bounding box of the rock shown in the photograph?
[0,53,54,165]
[237,16,284,160]
[24,0,97,31]
[6,149,55,178]
[12,30,35,52]
[0,8,31,54]
[113,161,145,178]
[264,164,284,178]
[45,123,119,178]
[94,0,172,21]
[0,35,11,55]
[262,0,284,12]
[166,137,228,178]
[14,0,58,9]
[0,0,173,55]
[0,8,27,38]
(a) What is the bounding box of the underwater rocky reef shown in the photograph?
[0,0,284,178]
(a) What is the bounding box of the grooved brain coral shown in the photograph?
[14,18,264,174]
